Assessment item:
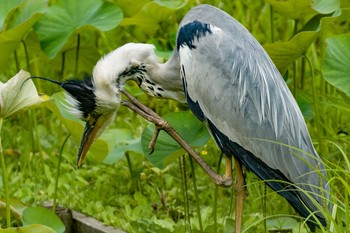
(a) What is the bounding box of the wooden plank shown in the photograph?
[72,211,126,233]
[43,202,126,233]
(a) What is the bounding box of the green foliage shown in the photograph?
[313,0,340,14]
[0,0,22,30]
[266,216,299,231]
[103,128,143,164]
[0,71,46,228]
[0,0,45,71]
[0,198,28,222]
[0,224,56,233]
[121,0,187,35]
[264,0,341,74]
[0,0,350,232]
[22,207,64,233]
[264,31,319,74]
[33,0,123,59]
[322,33,350,97]
[267,0,316,20]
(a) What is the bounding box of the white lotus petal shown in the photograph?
[0,70,43,118]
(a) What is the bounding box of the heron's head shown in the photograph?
[70,43,160,166]
[64,44,159,166]
[49,78,120,167]
[74,43,181,164]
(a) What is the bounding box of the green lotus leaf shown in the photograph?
[0,0,45,71]
[0,0,22,30]
[267,0,316,20]
[121,1,186,35]
[322,33,350,97]
[22,207,65,233]
[34,0,123,58]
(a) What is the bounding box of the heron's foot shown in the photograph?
[120,89,162,123]
[215,156,233,187]
[120,89,174,153]
[149,125,168,154]
[148,127,160,154]
[121,88,233,188]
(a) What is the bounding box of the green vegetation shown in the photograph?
[0,0,350,232]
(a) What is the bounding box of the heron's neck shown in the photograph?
[134,53,185,102]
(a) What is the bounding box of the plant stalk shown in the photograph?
[300,56,306,89]
[22,40,31,73]
[125,152,136,192]
[61,52,66,79]
[74,33,81,77]
[0,118,11,227]
[292,20,299,97]
[305,55,325,154]
[269,4,274,43]
[179,156,191,232]
[14,49,20,71]
[27,111,36,157]
[53,134,70,213]
[189,156,203,232]
[263,184,267,233]
[229,182,235,218]
[213,153,224,233]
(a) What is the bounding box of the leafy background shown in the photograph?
[0,0,350,232]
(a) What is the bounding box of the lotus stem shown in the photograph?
[0,118,11,227]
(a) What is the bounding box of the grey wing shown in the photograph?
[177,6,328,210]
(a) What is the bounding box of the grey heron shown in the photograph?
[30,4,329,232]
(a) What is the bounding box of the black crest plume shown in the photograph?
[22,76,96,118]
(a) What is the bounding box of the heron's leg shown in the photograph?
[234,158,246,233]
[224,156,233,183]
[120,89,163,152]
[121,89,233,187]
[121,89,155,115]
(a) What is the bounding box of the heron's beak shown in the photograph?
[76,114,101,167]
[76,111,116,167]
